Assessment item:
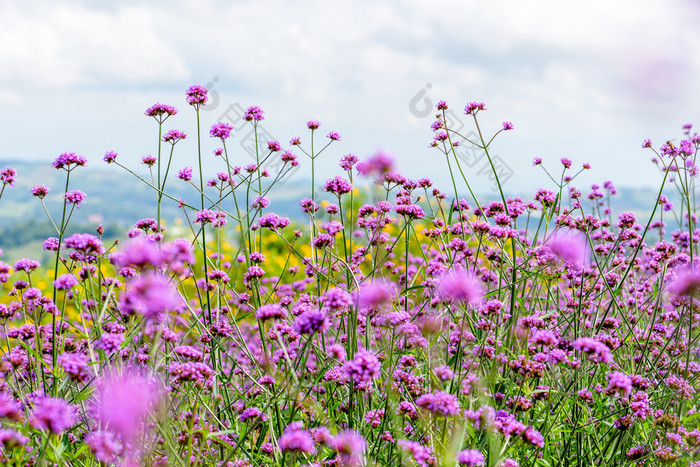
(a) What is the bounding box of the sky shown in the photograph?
[1,0,699,197]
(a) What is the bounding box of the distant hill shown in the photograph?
[0,160,676,261]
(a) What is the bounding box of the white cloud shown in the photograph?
[0,0,698,193]
[0,3,190,88]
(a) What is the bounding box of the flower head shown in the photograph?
[119,272,182,320]
[64,190,86,208]
[544,229,588,268]
[278,424,316,455]
[333,430,366,467]
[163,129,187,144]
[185,85,208,108]
[416,390,460,417]
[145,103,177,122]
[30,396,75,434]
[0,167,16,186]
[210,122,233,140]
[53,152,87,171]
[457,449,486,466]
[103,151,117,163]
[244,106,264,122]
[438,270,484,305]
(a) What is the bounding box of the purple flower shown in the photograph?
[617,211,637,229]
[163,129,187,144]
[59,353,88,382]
[0,167,16,186]
[607,371,632,397]
[573,337,612,364]
[294,309,329,335]
[397,440,436,467]
[416,390,460,417]
[342,349,381,384]
[52,152,87,171]
[31,184,50,198]
[321,287,352,311]
[0,392,22,421]
[267,140,281,152]
[103,151,117,163]
[327,131,341,141]
[94,370,161,443]
[307,120,320,130]
[300,197,319,214]
[357,152,394,177]
[173,345,204,362]
[669,266,700,297]
[244,106,264,122]
[142,155,157,166]
[340,154,359,171]
[332,429,366,467]
[256,213,291,231]
[170,361,214,388]
[278,424,316,455]
[64,190,86,207]
[145,103,177,121]
[457,449,485,466]
[95,333,124,353]
[43,237,59,251]
[324,176,353,195]
[30,396,75,434]
[85,430,122,464]
[502,121,514,131]
[14,258,40,273]
[194,209,227,227]
[252,195,270,209]
[185,85,208,107]
[356,279,396,308]
[281,150,298,166]
[210,122,233,140]
[111,237,161,270]
[177,166,193,181]
[0,430,29,449]
[521,426,544,447]
[53,273,79,290]
[255,303,287,321]
[437,270,484,304]
[544,229,588,268]
[464,101,486,115]
[119,272,182,320]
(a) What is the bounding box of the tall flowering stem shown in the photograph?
[145,103,177,231]
[186,86,213,328]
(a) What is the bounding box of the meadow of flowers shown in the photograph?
[0,85,699,467]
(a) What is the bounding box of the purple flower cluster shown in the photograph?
[30,396,75,434]
[185,85,208,107]
[342,349,381,385]
[1,167,17,186]
[64,189,86,207]
[52,152,87,170]
[415,390,460,417]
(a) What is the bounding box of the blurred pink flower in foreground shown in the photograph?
[544,229,588,269]
[438,270,484,305]
[93,369,162,444]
